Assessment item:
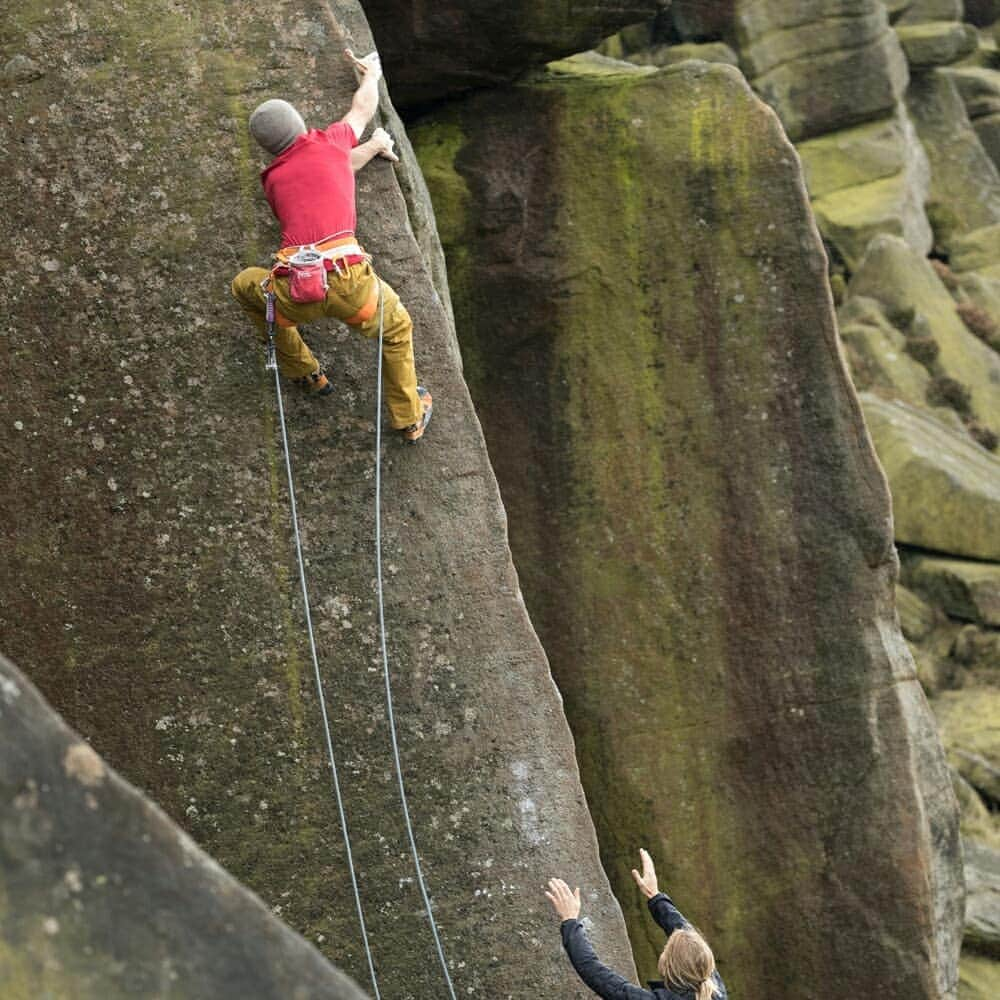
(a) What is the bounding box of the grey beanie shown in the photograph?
[249,99,306,155]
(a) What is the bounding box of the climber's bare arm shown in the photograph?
[342,49,382,140]
[350,127,399,171]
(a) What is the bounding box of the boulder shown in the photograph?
[860,395,1000,559]
[796,110,927,199]
[813,172,933,270]
[837,297,932,403]
[739,5,890,78]
[0,653,368,999]
[950,222,1000,273]
[548,51,657,79]
[896,22,980,67]
[946,67,1000,167]
[952,623,1000,671]
[626,41,740,68]
[849,236,1000,433]
[897,0,966,24]
[751,24,909,141]
[906,69,1000,247]
[0,2,637,996]
[959,952,1000,998]
[897,583,939,640]
[953,771,1000,849]
[948,67,1000,121]
[413,57,962,1000]
[359,0,671,107]
[903,555,1000,625]
[798,108,932,267]
[965,839,1000,959]
[950,272,1000,359]
[671,1,909,140]
[934,686,1000,798]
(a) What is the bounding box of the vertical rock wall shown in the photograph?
[0,653,368,1000]
[0,2,636,996]
[412,58,963,997]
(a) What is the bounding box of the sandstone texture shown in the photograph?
[897,22,980,67]
[849,236,1000,434]
[413,58,962,999]
[960,952,1000,999]
[964,839,1000,959]
[898,0,965,23]
[906,69,1000,248]
[898,584,940,641]
[667,4,935,269]
[0,652,368,1000]
[948,67,1000,169]
[954,772,1000,851]
[860,395,1000,559]
[625,41,740,68]
[837,296,933,403]
[934,687,1000,800]
[361,0,670,108]
[799,109,933,267]
[0,2,636,996]
[673,0,910,140]
[904,556,1000,626]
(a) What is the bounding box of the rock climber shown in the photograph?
[545,848,727,1000]
[231,49,432,443]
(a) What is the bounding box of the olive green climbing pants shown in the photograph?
[231,261,423,429]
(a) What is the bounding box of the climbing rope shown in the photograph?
[266,283,456,999]
[267,303,382,1000]
[373,285,458,1000]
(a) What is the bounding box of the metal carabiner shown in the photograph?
[265,290,278,371]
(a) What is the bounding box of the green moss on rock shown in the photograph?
[861,393,1000,558]
[415,58,961,1000]
[896,21,979,68]
[960,951,1000,999]
[850,235,1000,431]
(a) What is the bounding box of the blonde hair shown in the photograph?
[657,928,719,1000]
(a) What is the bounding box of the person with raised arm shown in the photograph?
[545,849,726,1000]
[231,49,432,442]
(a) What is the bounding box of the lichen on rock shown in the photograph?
[413,56,962,1000]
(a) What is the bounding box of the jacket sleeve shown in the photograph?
[647,893,689,939]
[560,919,656,1000]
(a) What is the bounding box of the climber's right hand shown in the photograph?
[370,126,399,162]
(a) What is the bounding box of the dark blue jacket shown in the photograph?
[560,893,727,1000]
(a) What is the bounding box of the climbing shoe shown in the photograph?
[402,386,432,443]
[294,367,333,397]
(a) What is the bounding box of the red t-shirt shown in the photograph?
[260,121,360,248]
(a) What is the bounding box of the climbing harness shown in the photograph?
[274,232,368,304]
[265,277,457,1000]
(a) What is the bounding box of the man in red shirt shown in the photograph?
[231,51,432,442]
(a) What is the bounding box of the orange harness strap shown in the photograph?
[262,232,377,326]
[344,285,379,326]
[274,233,362,265]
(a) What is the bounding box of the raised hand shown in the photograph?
[545,877,582,921]
[631,848,659,899]
[344,48,383,82]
